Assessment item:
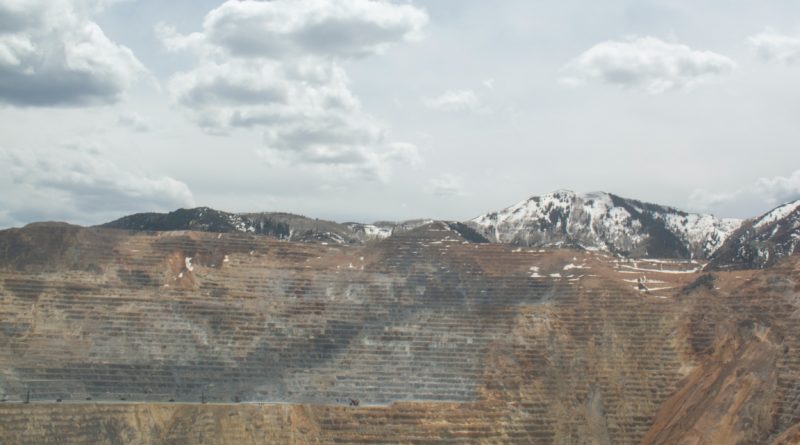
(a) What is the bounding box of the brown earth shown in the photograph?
[0,222,798,444]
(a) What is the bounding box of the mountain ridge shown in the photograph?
[708,199,800,269]
[83,189,800,268]
[468,190,742,260]
[98,207,430,245]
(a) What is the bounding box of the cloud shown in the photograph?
[561,36,736,94]
[422,89,481,113]
[168,59,358,130]
[0,145,194,227]
[430,173,465,197]
[749,29,800,65]
[0,0,146,107]
[687,190,734,210]
[384,142,423,166]
[202,0,428,59]
[689,169,800,217]
[158,0,427,180]
[753,170,800,204]
[117,111,150,132]
[256,139,421,182]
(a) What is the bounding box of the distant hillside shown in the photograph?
[469,190,741,260]
[708,199,800,269]
[96,192,800,269]
[100,207,396,244]
[99,207,252,233]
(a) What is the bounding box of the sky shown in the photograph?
[1,0,800,228]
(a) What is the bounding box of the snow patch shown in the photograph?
[754,200,800,229]
[471,190,742,259]
[618,265,701,274]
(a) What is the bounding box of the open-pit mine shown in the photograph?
[1,220,799,444]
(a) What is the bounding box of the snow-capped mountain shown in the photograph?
[469,190,742,260]
[708,199,800,269]
[95,192,800,268]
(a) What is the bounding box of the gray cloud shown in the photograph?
[168,60,357,129]
[1,145,194,226]
[256,130,422,182]
[561,36,736,94]
[749,29,800,64]
[159,0,427,180]
[0,0,145,107]
[0,1,43,33]
[689,169,800,217]
[422,89,481,113]
[117,111,151,132]
[203,0,428,59]
[173,62,290,108]
[430,173,465,197]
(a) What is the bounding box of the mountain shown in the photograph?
[242,212,364,244]
[98,207,253,233]
[707,199,800,269]
[96,192,800,268]
[99,207,409,244]
[468,190,742,260]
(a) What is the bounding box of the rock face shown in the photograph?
[1,222,799,444]
[708,199,800,270]
[469,190,741,260]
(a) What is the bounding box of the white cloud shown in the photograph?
[153,23,207,55]
[168,59,358,130]
[689,169,800,217]
[430,173,465,197]
[384,142,423,167]
[256,139,421,182]
[158,0,427,180]
[0,145,194,226]
[117,111,150,132]
[753,170,800,204]
[422,89,481,112]
[687,189,736,210]
[0,0,146,106]
[202,0,428,59]
[561,36,736,94]
[749,29,800,64]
